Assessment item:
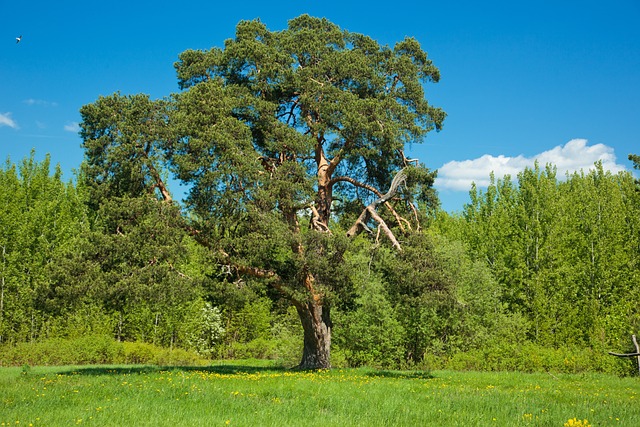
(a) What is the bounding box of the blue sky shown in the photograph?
[2,0,639,211]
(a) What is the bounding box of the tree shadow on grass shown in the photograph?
[56,363,288,377]
[359,369,434,380]
[53,364,432,380]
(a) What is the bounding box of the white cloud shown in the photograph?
[0,112,18,129]
[23,99,59,107]
[436,139,627,191]
[64,122,80,133]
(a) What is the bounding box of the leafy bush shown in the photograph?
[224,298,273,344]
[0,336,207,366]
[269,306,303,366]
[0,335,123,366]
[224,338,277,360]
[121,341,207,365]
[42,306,117,339]
[333,283,405,368]
[121,341,158,364]
[182,301,226,356]
[215,299,302,365]
[441,343,633,375]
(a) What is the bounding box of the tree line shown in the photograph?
[2,152,638,372]
[436,162,640,358]
[1,15,639,373]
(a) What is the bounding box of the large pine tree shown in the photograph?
[79,15,445,368]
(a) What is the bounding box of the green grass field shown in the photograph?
[1,361,638,426]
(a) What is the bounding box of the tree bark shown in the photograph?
[227,254,332,369]
[296,299,332,369]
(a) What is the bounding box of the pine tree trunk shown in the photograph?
[296,300,332,369]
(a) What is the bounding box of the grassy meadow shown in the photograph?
[1,361,639,426]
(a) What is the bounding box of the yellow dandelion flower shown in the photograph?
[564,418,591,427]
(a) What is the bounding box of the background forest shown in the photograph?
[1,152,639,374]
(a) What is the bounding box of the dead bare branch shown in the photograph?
[368,207,402,251]
[331,175,410,233]
[346,168,408,251]
[398,151,419,168]
[608,352,640,357]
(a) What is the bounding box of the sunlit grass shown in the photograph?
[1,362,638,426]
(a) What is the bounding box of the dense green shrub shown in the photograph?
[0,335,122,366]
[223,338,277,360]
[120,341,158,364]
[269,307,304,365]
[333,278,405,368]
[0,336,207,367]
[436,343,633,375]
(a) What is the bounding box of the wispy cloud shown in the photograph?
[0,112,19,129]
[23,99,59,107]
[436,139,627,191]
[64,122,80,133]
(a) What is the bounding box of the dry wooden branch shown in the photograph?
[397,148,420,168]
[346,168,407,250]
[608,334,640,375]
[375,169,407,206]
[368,207,402,251]
[608,352,640,357]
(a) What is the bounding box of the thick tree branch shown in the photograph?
[397,148,420,167]
[229,260,302,308]
[375,168,407,206]
[148,179,172,202]
[338,171,415,237]
[217,244,316,310]
[330,175,409,233]
[325,133,355,178]
[139,147,172,202]
[329,176,382,198]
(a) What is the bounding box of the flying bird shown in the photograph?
[16,35,22,44]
